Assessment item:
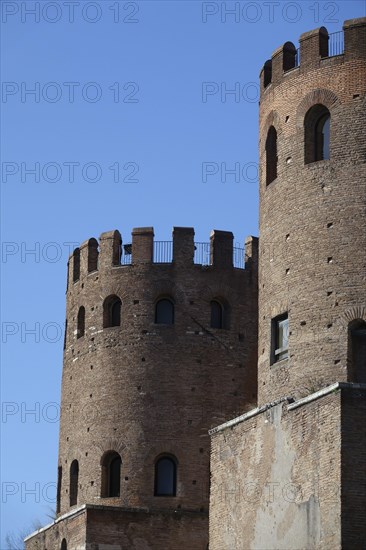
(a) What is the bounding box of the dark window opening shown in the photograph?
[56,466,62,514]
[69,460,79,507]
[77,307,85,339]
[282,42,297,72]
[304,104,331,164]
[266,126,277,185]
[315,112,330,161]
[73,248,80,282]
[263,60,272,88]
[63,320,67,350]
[211,300,223,329]
[101,451,122,498]
[61,540,67,550]
[154,456,177,496]
[272,313,289,364]
[348,320,366,383]
[109,456,121,497]
[103,295,122,328]
[155,299,174,324]
[88,238,99,273]
[111,300,121,327]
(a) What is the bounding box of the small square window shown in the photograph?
[272,313,289,364]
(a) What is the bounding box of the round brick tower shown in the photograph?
[258,17,366,404]
[56,226,258,547]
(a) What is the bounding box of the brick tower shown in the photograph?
[26,227,258,549]
[257,17,366,404]
[210,17,366,550]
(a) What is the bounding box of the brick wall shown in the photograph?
[209,389,343,549]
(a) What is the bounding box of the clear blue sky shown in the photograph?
[1,0,364,544]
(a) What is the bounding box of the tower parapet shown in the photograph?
[260,18,366,94]
[67,226,253,285]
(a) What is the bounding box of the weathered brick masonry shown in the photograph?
[209,384,366,549]
[26,228,258,549]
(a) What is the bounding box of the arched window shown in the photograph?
[61,540,67,550]
[56,466,62,514]
[69,460,79,507]
[348,320,366,383]
[77,307,85,339]
[154,455,177,496]
[155,298,174,324]
[210,299,229,329]
[304,104,330,164]
[73,248,80,282]
[101,451,122,498]
[103,295,122,328]
[265,126,277,185]
[211,300,223,329]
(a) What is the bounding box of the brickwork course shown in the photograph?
[26,16,366,550]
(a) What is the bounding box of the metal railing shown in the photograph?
[328,31,344,57]
[194,242,211,266]
[294,48,300,67]
[122,244,132,265]
[120,241,245,269]
[290,30,344,70]
[233,247,245,269]
[154,241,173,263]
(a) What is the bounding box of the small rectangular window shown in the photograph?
[271,313,289,364]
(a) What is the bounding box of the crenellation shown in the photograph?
[261,19,366,95]
[79,238,93,278]
[271,42,297,84]
[131,226,154,264]
[299,26,329,69]
[244,236,258,271]
[344,17,366,60]
[260,59,272,93]
[99,229,122,268]
[172,226,195,265]
[209,230,233,268]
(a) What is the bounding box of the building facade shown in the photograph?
[26,16,365,550]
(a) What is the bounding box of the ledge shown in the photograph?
[287,381,366,410]
[24,504,87,541]
[209,382,366,436]
[208,396,292,435]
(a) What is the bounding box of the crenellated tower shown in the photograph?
[258,17,366,404]
[27,227,258,549]
[209,17,366,550]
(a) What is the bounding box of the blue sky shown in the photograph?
[1,0,365,543]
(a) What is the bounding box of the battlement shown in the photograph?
[260,17,366,93]
[67,227,258,285]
